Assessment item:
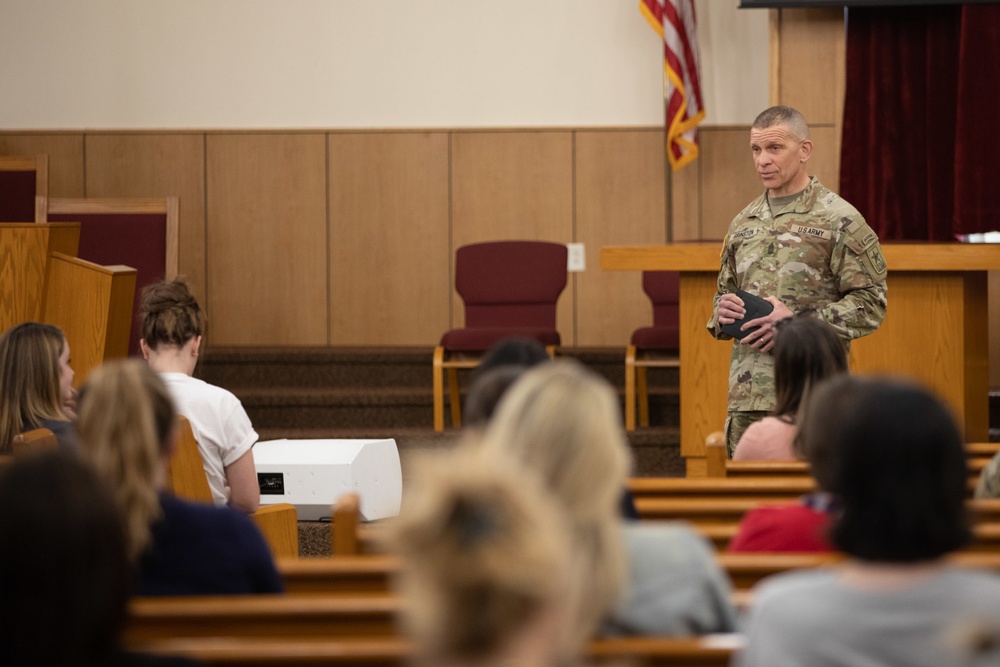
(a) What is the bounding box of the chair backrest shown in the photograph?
[0,155,47,222]
[642,271,680,328]
[455,241,567,329]
[166,415,214,504]
[43,197,179,356]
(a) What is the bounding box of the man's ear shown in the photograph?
[140,339,150,360]
[799,139,814,163]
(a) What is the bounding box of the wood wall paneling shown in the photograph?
[699,128,763,242]
[205,134,328,346]
[774,8,845,126]
[450,132,575,343]
[328,133,451,346]
[0,134,85,197]
[669,151,701,242]
[575,130,667,346]
[805,125,840,194]
[84,134,207,311]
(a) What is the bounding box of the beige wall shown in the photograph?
[0,0,764,130]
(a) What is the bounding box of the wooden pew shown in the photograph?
[137,635,741,667]
[10,428,58,456]
[702,430,999,482]
[125,594,401,644]
[277,550,1000,599]
[331,492,386,556]
[167,415,299,559]
[0,222,79,332]
[43,251,136,382]
[128,551,1000,665]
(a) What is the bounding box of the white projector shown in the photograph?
[253,438,402,521]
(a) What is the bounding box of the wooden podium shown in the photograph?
[601,243,1000,476]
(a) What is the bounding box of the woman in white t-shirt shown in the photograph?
[138,278,259,512]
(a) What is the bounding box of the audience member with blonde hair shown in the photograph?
[77,359,281,596]
[391,445,573,667]
[0,321,78,453]
[138,277,259,512]
[483,360,736,642]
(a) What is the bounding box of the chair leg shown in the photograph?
[433,346,445,432]
[637,365,650,428]
[448,367,462,429]
[625,345,637,431]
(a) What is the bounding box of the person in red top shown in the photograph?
[728,492,836,553]
[728,364,846,553]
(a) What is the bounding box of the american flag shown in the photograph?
[640,0,705,170]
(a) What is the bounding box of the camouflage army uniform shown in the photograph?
[706,177,888,451]
[975,452,1000,498]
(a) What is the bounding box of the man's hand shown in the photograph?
[716,292,746,326]
[740,297,794,353]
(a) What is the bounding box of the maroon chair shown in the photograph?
[0,155,47,222]
[433,240,568,431]
[625,270,680,431]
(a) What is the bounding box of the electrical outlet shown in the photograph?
[567,243,586,272]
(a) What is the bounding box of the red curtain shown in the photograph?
[840,6,1000,240]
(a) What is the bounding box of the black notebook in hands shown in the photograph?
[720,290,774,340]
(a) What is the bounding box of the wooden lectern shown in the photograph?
[601,243,1000,476]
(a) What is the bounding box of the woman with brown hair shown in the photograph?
[138,277,259,512]
[732,311,848,460]
[0,321,77,453]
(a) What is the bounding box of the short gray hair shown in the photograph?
[753,106,810,141]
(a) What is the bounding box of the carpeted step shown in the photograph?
[197,347,434,389]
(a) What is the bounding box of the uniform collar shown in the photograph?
[747,175,822,220]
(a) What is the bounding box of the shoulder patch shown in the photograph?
[843,221,887,282]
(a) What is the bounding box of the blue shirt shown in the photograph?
[136,493,283,596]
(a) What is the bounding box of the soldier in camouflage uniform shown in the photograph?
[706,106,887,456]
[975,453,1000,498]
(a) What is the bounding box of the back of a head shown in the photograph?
[773,313,848,422]
[475,337,550,377]
[463,365,531,429]
[391,445,571,665]
[484,359,631,520]
[77,359,177,561]
[801,375,970,562]
[0,451,131,667]
[139,277,204,350]
[752,105,810,141]
[482,359,630,650]
[0,322,67,453]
